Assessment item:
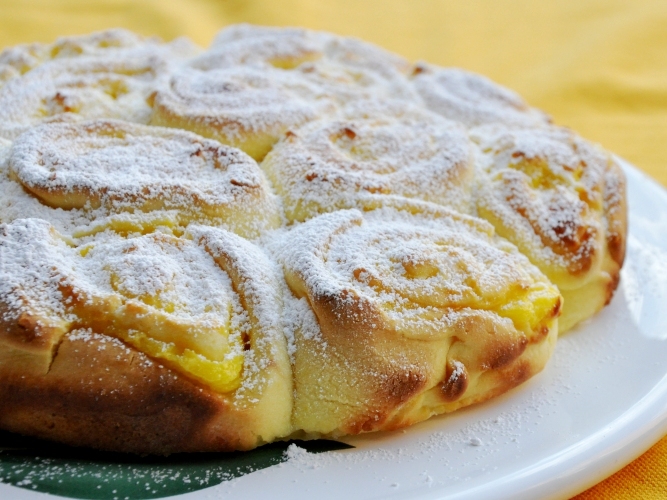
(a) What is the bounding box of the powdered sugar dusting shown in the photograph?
[11,120,264,210]
[0,28,193,75]
[0,41,47,75]
[188,224,292,399]
[209,24,412,77]
[206,24,329,68]
[154,64,332,147]
[0,164,90,234]
[151,24,420,162]
[5,119,281,238]
[277,203,551,337]
[0,219,77,325]
[0,217,293,395]
[263,100,473,222]
[78,232,236,324]
[0,24,629,463]
[412,64,550,127]
[471,124,609,277]
[0,36,196,140]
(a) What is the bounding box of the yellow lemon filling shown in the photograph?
[118,329,244,393]
[71,233,247,393]
[495,281,561,334]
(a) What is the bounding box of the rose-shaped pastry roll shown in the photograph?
[0,35,196,140]
[151,25,418,161]
[8,120,281,238]
[151,65,333,162]
[206,24,416,100]
[411,64,550,127]
[0,219,292,453]
[278,198,561,437]
[0,29,194,75]
[262,101,474,222]
[152,26,333,161]
[471,125,627,332]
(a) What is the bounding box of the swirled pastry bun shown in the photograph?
[277,198,561,437]
[0,37,196,140]
[151,65,334,162]
[206,24,328,69]
[0,42,46,80]
[0,135,114,235]
[0,219,292,453]
[471,125,627,332]
[151,25,418,161]
[0,29,196,81]
[45,29,196,61]
[8,120,281,238]
[207,24,415,91]
[262,100,474,222]
[151,27,334,161]
[0,29,144,73]
[412,64,550,127]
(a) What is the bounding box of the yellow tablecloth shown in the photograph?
[1,0,666,497]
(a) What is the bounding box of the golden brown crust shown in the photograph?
[290,295,558,438]
[0,220,293,453]
[0,331,268,454]
[281,201,561,438]
[604,158,628,267]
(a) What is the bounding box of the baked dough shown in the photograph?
[262,100,473,222]
[0,29,184,75]
[471,125,627,331]
[411,63,550,127]
[0,29,150,89]
[277,198,560,436]
[0,219,292,453]
[0,32,197,140]
[0,26,627,453]
[8,119,281,238]
[151,25,418,161]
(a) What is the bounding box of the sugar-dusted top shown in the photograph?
[10,120,266,211]
[277,200,560,338]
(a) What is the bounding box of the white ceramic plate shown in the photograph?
[3,160,667,500]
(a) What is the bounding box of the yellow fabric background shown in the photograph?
[1,0,666,497]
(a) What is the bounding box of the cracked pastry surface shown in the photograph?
[0,25,627,453]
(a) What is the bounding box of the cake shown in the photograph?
[0,26,626,454]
